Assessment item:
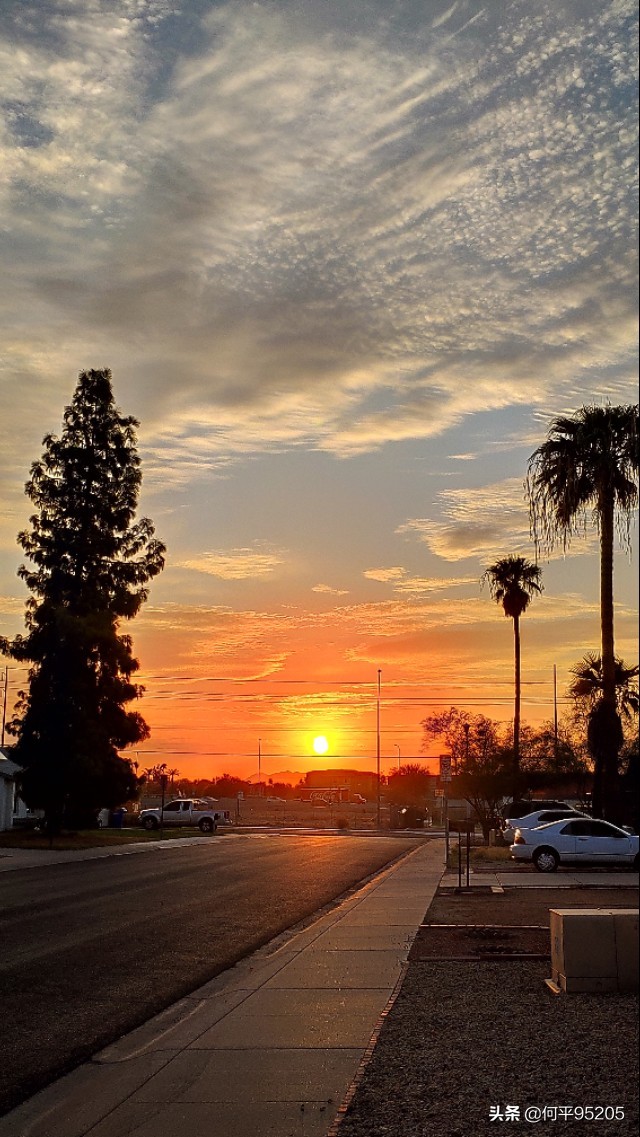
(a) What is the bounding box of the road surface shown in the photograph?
[0,832,421,1115]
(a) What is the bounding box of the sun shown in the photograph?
[312,735,329,755]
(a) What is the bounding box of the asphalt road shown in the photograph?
[0,832,420,1116]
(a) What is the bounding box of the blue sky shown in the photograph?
[0,0,637,777]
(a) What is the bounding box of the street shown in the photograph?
[0,833,420,1116]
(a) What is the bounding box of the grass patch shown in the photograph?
[0,827,215,851]
[448,843,512,866]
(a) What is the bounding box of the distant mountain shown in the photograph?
[247,769,305,785]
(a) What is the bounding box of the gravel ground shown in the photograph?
[336,888,639,1137]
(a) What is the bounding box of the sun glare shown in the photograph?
[312,735,329,755]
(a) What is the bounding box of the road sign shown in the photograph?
[439,755,452,782]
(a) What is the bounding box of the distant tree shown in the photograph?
[518,719,591,805]
[482,555,543,782]
[568,652,639,818]
[568,653,639,725]
[211,773,251,797]
[386,763,435,807]
[527,404,639,819]
[0,369,165,831]
[422,709,513,838]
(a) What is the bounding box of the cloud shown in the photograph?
[312,584,350,596]
[0,0,636,474]
[398,477,531,561]
[177,546,285,580]
[364,567,476,592]
[398,476,600,563]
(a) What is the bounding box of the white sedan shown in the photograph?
[511,818,640,873]
[501,806,585,845]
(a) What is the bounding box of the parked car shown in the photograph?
[501,806,586,845]
[511,817,640,872]
[501,798,571,819]
[138,799,219,833]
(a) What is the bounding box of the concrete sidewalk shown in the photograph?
[0,840,445,1137]
[440,869,639,888]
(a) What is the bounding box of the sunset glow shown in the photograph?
[0,2,637,784]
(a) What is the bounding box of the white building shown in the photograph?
[0,747,21,831]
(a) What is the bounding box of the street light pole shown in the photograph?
[376,669,382,829]
[1,666,8,748]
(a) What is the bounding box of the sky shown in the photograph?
[0,0,638,781]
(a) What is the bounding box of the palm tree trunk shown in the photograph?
[513,613,521,790]
[597,491,620,819]
[599,492,616,706]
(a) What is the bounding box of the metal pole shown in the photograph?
[466,826,471,888]
[258,738,261,796]
[553,664,558,764]
[1,666,7,748]
[395,744,400,772]
[160,773,167,839]
[457,828,462,889]
[376,669,381,829]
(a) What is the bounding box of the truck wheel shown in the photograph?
[198,818,216,834]
[143,816,158,831]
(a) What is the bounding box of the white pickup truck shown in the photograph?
[138,798,228,834]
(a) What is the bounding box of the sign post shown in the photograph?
[439,755,452,866]
[159,773,168,839]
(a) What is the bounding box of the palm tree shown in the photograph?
[527,404,639,818]
[569,652,639,725]
[483,555,543,783]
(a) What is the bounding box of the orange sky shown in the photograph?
[0,2,637,783]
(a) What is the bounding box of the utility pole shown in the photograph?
[553,664,559,765]
[1,666,7,748]
[376,669,382,829]
[395,744,401,772]
[258,738,261,797]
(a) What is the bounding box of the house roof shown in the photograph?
[0,748,22,779]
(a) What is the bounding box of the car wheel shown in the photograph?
[533,847,559,873]
[198,818,216,834]
[143,816,158,831]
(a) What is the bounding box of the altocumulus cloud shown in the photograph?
[0,0,637,477]
[177,547,286,580]
[398,477,598,563]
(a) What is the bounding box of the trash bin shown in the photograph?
[110,807,127,829]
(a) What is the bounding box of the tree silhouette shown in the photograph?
[482,555,543,783]
[569,652,639,725]
[527,404,638,818]
[1,370,165,830]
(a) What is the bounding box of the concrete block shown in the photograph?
[549,909,639,994]
[557,974,620,994]
[613,909,639,992]
[550,910,616,979]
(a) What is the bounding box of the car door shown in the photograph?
[544,821,578,861]
[161,800,182,826]
[177,800,193,826]
[571,820,633,863]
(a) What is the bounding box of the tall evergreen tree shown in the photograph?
[1,369,165,828]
